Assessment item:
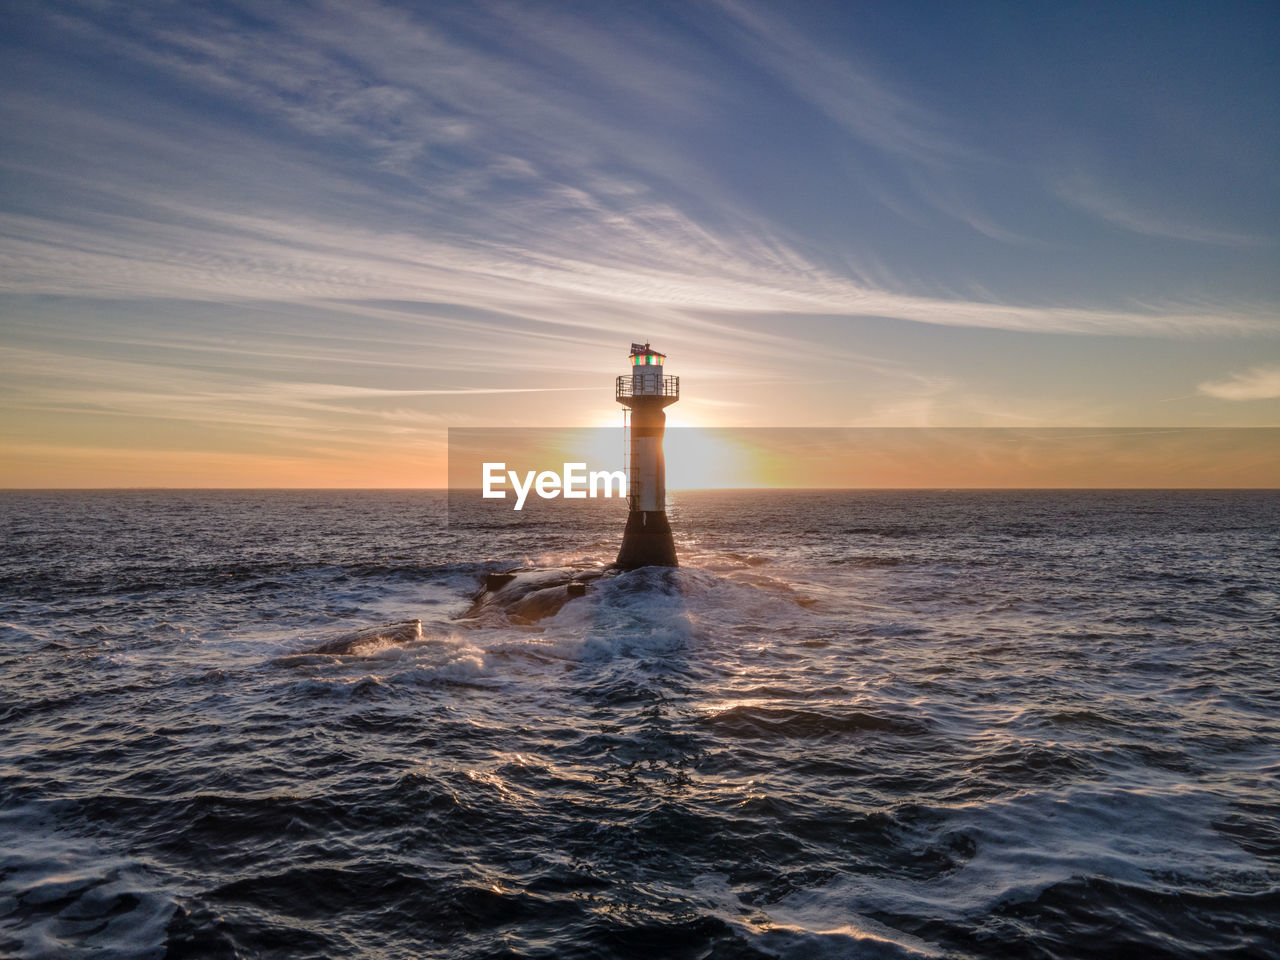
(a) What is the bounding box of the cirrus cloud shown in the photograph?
[1198,366,1280,401]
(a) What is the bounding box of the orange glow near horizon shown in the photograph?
[1,443,449,489]
[8,428,1278,489]
[432,428,1279,494]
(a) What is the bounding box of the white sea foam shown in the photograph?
[691,872,945,959]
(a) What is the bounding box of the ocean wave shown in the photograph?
[700,705,931,740]
[3,490,1277,959]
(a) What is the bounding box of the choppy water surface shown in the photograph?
[1,490,1278,959]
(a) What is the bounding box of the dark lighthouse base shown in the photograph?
[615,510,678,570]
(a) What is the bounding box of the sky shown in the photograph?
[1,0,1277,487]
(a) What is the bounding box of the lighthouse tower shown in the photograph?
[615,342,679,570]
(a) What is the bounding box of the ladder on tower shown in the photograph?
[621,407,636,510]
[621,407,627,470]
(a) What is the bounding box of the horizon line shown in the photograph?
[2,486,1276,493]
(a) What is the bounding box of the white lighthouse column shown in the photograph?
[615,343,678,570]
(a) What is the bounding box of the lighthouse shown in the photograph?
[615,342,679,570]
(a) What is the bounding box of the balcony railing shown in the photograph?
[616,375,679,400]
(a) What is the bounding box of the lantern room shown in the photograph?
[629,344,665,367]
[622,342,677,401]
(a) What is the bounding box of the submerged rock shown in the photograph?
[310,619,423,655]
[461,566,608,625]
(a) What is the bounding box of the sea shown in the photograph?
[1,490,1277,959]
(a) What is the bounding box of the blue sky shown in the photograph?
[1,0,1277,485]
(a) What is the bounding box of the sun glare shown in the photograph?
[665,430,767,489]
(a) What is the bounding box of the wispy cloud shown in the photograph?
[711,0,968,165]
[0,184,1269,339]
[904,174,1042,247]
[1055,175,1270,248]
[1198,366,1280,401]
[0,344,543,453]
[1,1,1272,345]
